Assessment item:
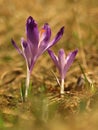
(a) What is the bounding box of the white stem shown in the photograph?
[25,66,30,97]
[60,79,65,94]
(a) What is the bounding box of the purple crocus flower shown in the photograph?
[48,49,78,94]
[11,16,64,97]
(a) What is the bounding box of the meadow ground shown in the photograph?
[0,0,98,130]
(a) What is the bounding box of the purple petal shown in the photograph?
[21,38,33,70]
[42,23,51,42]
[21,38,38,73]
[38,23,51,51]
[58,49,66,78]
[35,24,51,57]
[37,26,64,57]
[22,39,27,48]
[11,39,23,56]
[58,49,66,66]
[64,49,78,77]
[47,26,64,49]
[48,49,59,68]
[26,16,39,47]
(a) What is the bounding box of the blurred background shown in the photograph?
[0,0,98,69]
[0,0,98,130]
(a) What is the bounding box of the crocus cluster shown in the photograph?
[12,16,78,97]
[11,16,64,97]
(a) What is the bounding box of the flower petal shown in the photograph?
[21,38,32,70]
[42,23,51,42]
[64,49,78,77]
[38,23,51,50]
[48,49,59,68]
[58,49,66,66]
[47,26,64,49]
[26,16,39,47]
[21,38,38,73]
[11,39,23,56]
[58,49,66,78]
[37,26,64,57]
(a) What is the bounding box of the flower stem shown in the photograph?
[25,66,30,98]
[60,79,65,94]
